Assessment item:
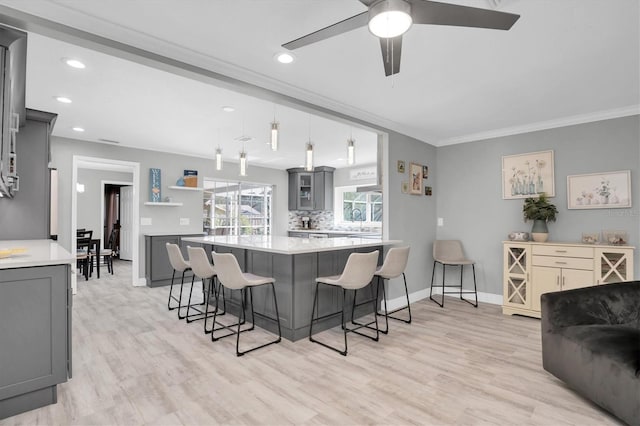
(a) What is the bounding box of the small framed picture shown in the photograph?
[401,181,409,193]
[409,163,422,195]
[425,186,432,196]
[397,160,405,173]
[422,165,429,179]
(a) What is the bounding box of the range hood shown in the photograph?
[356,137,382,193]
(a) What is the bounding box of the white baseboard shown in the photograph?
[134,277,147,287]
[384,287,502,310]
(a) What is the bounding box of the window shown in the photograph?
[334,186,382,227]
[203,180,272,236]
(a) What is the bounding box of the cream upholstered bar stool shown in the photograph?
[211,252,281,356]
[309,250,379,356]
[429,240,478,308]
[166,243,194,316]
[374,246,412,333]
[186,246,224,330]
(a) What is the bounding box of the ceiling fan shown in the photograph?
[282,0,520,77]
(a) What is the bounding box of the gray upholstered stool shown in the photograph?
[429,240,477,308]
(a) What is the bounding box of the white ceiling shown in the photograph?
[1,0,638,164]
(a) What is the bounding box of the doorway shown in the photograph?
[101,181,133,262]
[72,156,141,293]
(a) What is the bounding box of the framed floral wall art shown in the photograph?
[567,170,631,209]
[502,150,555,199]
[409,162,423,195]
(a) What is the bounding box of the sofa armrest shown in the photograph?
[541,281,640,334]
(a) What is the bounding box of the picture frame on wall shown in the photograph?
[401,181,409,194]
[567,170,631,209]
[425,186,432,196]
[422,165,429,179]
[409,163,422,195]
[502,150,555,199]
[397,160,405,173]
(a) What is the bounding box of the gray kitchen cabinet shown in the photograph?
[144,234,203,287]
[287,167,334,211]
[0,264,71,420]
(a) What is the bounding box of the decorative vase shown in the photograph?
[531,219,548,242]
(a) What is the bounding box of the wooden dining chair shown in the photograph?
[76,231,93,280]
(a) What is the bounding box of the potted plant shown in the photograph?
[523,193,558,242]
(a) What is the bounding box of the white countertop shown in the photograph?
[182,235,401,255]
[0,240,74,269]
[144,232,207,237]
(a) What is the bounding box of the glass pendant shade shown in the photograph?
[239,150,247,176]
[215,147,223,171]
[347,138,356,165]
[368,0,412,38]
[305,142,314,172]
[270,121,279,151]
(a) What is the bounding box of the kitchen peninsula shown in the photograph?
[0,240,73,420]
[182,235,401,341]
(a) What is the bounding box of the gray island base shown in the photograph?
[182,236,401,341]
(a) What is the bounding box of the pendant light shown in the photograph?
[347,133,356,166]
[305,142,314,171]
[305,115,314,171]
[215,147,223,171]
[270,105,279,151]
[239,149,247,176]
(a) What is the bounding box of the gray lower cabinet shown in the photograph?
[0,264,71,420]
[144,234,203,287]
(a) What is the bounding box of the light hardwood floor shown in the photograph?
[1,260,621,425]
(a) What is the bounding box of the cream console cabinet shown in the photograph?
[503,242,635,318]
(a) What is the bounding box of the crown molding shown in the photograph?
[436,105,640,146]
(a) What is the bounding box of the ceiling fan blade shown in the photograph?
[411,0,520,30]
[357,0,377,6]
[282,12,369,50]
[379,36,402,77]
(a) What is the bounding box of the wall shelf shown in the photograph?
[144,201,183,206]
[168,185,203,191]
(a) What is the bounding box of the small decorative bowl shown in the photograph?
[508,232,529,241]
[581,233,599,244]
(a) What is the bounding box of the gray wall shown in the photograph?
[50,137,289,280]
[386,131,438,301]
[76,169,132,242]
[436,115,640,297]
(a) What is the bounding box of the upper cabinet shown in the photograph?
[287,167,334,211]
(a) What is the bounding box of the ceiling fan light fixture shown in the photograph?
[368,0,412,38]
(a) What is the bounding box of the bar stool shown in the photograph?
[374,246,411,334]
[186,246,224,329]
[210,252,281,356]
[429,240,478,308]
[309,250,379,356]
[167,243,209,322]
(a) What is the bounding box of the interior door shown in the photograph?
[119,186,133,261]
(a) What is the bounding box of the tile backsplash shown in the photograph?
[288,211,380,232]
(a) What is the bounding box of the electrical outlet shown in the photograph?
[141,217,152,226]
[437,217,444,227]
[180,218,190,226]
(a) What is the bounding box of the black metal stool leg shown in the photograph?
[430,261,445,307]
[168,270,177,310]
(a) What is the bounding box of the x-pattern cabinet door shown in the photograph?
[503,243,532,310]
[595,247,634,284]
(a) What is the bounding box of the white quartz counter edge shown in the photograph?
[182,236,402,255]
[0,240,74,269]
[144,232,207,237]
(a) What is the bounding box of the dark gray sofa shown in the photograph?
[541,281,640,425]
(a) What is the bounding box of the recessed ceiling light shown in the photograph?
[72,127,85,132]
[274,52,295,64]
[55,96,72,104]
[221,106,235,112]
[63,58,86,69]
